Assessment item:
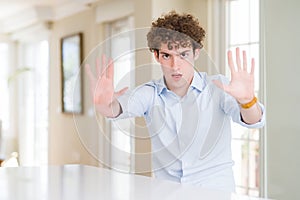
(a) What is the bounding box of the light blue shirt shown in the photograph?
[115,71,265,192]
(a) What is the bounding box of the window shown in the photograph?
[226,0,262,197]
[17,40,49,166]
[105,16,135,172]
[0,43,10,158]
[0,39,49,166]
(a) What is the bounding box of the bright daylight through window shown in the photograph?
[226,0,262,197]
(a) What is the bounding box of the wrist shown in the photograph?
[237,95,255,104]
[238,96,257,109]
[110,100,122,118]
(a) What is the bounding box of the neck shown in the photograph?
[164,77,193,97]
[173,87,189,97]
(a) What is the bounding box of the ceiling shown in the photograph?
[0,0,100,35]
[0,0,72,20]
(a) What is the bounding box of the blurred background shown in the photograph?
[0,0,299,199]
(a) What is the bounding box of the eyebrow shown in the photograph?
[159,50,191,55]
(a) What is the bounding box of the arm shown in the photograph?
[213,48,262,125]
[240,102,262,124]
[85,55,128,118]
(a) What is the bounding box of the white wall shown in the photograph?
[264,0,300,199]
[49,9,100,166]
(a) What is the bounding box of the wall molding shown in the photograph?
[0,0,98,36]
[96,0,134,23]
[10,22,52,42]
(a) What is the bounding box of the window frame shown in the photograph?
[208,0,266,197]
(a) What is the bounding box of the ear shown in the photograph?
[154,50,160,62]
[193,48,200,60]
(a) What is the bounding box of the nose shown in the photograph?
[170,56,181,70]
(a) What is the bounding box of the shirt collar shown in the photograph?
[156,77,168,95]
[156,71,206,95]
[190,71,205,92]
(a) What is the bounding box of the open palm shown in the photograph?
[85,55,127,116]
[213,48,255,104]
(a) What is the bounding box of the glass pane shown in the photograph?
[231,122,249,139]
[236,187,248,195]
[229,0,250,45]
[109,17,134,172]
[249,141,260,189]
[227,0,261,196]
[229,0,259,44]
[111,119,132,171]
[249,128,260,141]
[250,0,260,43]
[16,41,49,166]
[249,44,260,92]
[249,188,260,197]
[111,119,131,153]
[232,139,249,187]
[34,41,49,165]
[0,43,9,135]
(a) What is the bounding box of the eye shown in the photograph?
[162,53,170,60]
[180,52,189,59]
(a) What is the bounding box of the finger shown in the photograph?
[236,47,241,71]
[101,54,107,76]
[96,57,104,78]
[250,58,255,75]
[242,50,247,71]
[115,87,129,98]
[85,64,97,98]
[227,50,235,73]
[107,58,114,80]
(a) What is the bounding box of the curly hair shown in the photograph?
[147,11,206,53]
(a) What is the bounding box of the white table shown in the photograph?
[0,165,270,200]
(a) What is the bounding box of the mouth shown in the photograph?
[171,73,183,80]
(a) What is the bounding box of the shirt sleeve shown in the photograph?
[212,74,266,129]
[112,84,155,120]
[231,101,266,129]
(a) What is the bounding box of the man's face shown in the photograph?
[155,43,199,94]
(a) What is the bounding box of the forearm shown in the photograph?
[240,102,262,124]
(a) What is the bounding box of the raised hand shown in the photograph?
[213,47,255,104]
[85,55,128,117]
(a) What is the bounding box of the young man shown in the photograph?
[85,11,265,192]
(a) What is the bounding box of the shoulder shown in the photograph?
[194,72,232,101]
[143,78,166,95]
[193,71,230,88]
[207,73,230,85]
[126,79,160,100]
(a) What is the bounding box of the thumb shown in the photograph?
[85,63,95,81]
[114,87,129,98]
[212,80,229,92]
